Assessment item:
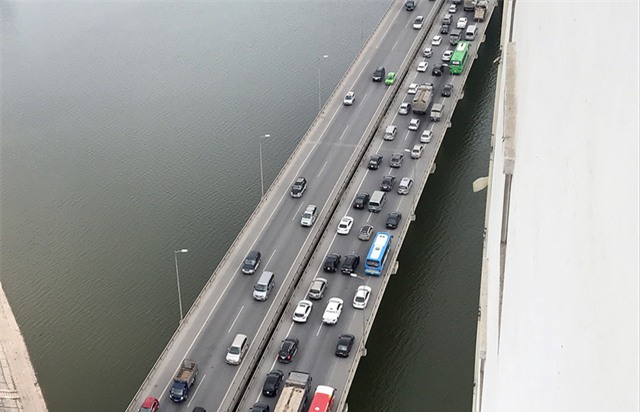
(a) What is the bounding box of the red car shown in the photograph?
[139,397,159,412]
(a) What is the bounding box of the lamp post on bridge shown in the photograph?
[317,54,329,112]
[259,134,272,198]
[174,249,188,323]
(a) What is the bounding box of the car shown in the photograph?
[409,118,421,131]
[138,397,160,412]
[448,4,457,13]
[423,47,433,58]
[337,216,354,235]
[341,254,360,274]
[343,91,356,106]
[308,277,328,300]
[380,175,396,192]
[432,63,445,76]
[277,337,299,363]
[290,177,307,198]
[323,253,341,272]
[192,408,207,412]
[440,23,450,34]
[398,102,411,115]
[241,250,261,275]
[390,153,404,168]
[353,192,370,209]
[404,0,415,10]
[335,334,355,358]
[431,35,443,46]
[412,15,424,29]
[372,66,385,82]
[300,204,318,227]
[411,144,425,159]
[417,61,429,72]
[398,177,414,195]
[386,212,402,229]
[457,17,468,29]
[442,83,453,97]
[384,72,397,85]
[368,154,383,170]
[442,13,453,24]
[292,300,313,323]
[353,285,372,309]
[262,369,284,397]
[250,404,270,412]
[407,83,419,94]
[422,82,434,90]
[442,50,453,62]
[420,129,433,143]
[322,297,344,325]
[358,224,374,241]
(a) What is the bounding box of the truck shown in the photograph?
[449,29,462,45]
[430,103,444,122]
[169,359,198,402]
[474,0,487,21]
[412,85,433,115]
[274,371,312,412]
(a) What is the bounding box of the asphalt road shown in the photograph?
[126,1,444,411]
[237,3,487,411]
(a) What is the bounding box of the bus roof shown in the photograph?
[455,41,470,52]
[368,233,390,260]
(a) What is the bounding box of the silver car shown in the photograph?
[358,224,374,241]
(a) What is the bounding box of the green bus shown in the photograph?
[449,41,470,75]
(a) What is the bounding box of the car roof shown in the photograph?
[142,397,158,407]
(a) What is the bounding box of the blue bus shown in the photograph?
[364,232,392,276]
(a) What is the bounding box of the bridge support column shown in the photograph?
[430,163,437,174]
[390,260,399,275]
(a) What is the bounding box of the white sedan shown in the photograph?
[322,297,344,325]
[442,50,454,62]
[353,285,372,309]
[457,17,468,29]
[431,35,443,46]
[409,118,420,131]
[343,91,355,106]
[420,129,433,143]
[337,216,354,235]
[292,300,313,323]
[407,83,419,94]
[417,61,429,72]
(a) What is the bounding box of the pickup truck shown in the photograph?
[169,359,198,402]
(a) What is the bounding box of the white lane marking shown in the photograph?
[316,322,324,337]
[404,130,411,141]
[187,373,206,407]
[265,249,277,268]
[228,306,244,334]
[317,161,328,178]
[361,93,367,104]
[367,212,373,223]
[292,203,304,221]
[377,6,401,48]
[391,40,399,52]
[338,125,349,141]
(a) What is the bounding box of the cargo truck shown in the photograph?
[273,371,312,412]
[169,359,198,402]
[474,0,487,21]
[430,103,444,122]
[412,85,433,115]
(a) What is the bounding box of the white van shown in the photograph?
[253,271,275,301]
[465,24,477,40]
[225,333,248,365]
[300,205,317,227]
[383,125,398,141]
[367,190,387,213]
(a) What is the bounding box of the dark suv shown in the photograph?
[386,212,402,229]
[277,337,299,363]
[323,253,341,272]
[290,177,307,198]
[335,334,355,357]
[368,154,383,170]
[341,254,360,274]
[372,66,386,82]
[241,250,261,275]
[380,175,396,192]
[353,193,370,209]
[432,63,445,76]
[442,83,453,97]
[262,369,284,397]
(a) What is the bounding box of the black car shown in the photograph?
[372,66,385,82]
[390,153,404,168]
[241,250,261,275]
[341,254,360,274]
[442,83,453,97]
[192,408,207,412]
[386,212,402,229]
[277,337,299,363]
[250,403,270,412]
[353,192,370,209]
[335,334,355,357]
[432,63,445,76]
[323,253,341,272]
[440,23,450,34]
[262,369,284,397]
[380,175,396,192]
[368,154,383,170]
[290,177,307,198]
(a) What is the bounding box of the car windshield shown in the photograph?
[244,259,255,266]
[229,346,240,355]
[355,296,365,302]
[337,344,348,351]
[303,213,311,218]
[170,387,184,396]
[255,284,267,291]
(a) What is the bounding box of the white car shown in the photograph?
[442,50,454,62]
[292,300,313,323]
[448,4,457,13]
[431,35,443,46]
[408,118,420,131]
[337,216,354,235]
[407,83,419,94]
[343,91,355,106]
[411,144,424,159]
[353,285,372,309]
[413,16,424,30]
[420,129,433,143]
[423,47,433,58]
[417,61,429,72]
[457,17,468,29]
[322,297,344,325]
[398,102,411,115]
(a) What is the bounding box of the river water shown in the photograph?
[0,1,501,411]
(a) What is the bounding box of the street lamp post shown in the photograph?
[174,249,188,322]
[317,54,329,112]
[259,134,271,197]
